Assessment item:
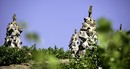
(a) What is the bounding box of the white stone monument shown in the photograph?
[69,6,98,57]
[4,14,22,49]
[69,29,79,57]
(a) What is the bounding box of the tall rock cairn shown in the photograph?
[4,14,22,48]
[69,29,79,57]
[69,5,98,57]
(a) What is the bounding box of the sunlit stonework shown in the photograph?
[4,14,22,48]
[69,6,98,57]
[69,29,79,57]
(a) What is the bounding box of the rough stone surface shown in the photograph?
[69,29,79,57]
[4,14,22,49]
[69,6,98,57]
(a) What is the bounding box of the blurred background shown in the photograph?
[0,0,130,50]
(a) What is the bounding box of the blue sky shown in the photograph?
[0,0,130,50]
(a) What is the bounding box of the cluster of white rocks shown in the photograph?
[4,14,22,49]
[69,6,98,57]
[69,29,79,57]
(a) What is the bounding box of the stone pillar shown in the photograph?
[77,5,97,57]
[69,29,79,57]
[69,6,98,57]
[4,14,22,49]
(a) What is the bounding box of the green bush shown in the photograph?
[97,18,130,69]
[0,46,32,66]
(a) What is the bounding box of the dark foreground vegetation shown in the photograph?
[0,18,130,69]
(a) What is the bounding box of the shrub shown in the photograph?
[0,46,32,66]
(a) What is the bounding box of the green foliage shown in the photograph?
[47,46,72,59]
[60,47,98,69]
[98,31,130,69]
[25,32,40,42]
[32,46,71,59]
[31,49,60,69]
[0,45,71,68]
[97,18,130,69]
[97,18,112,33]
[0,46,32,66]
